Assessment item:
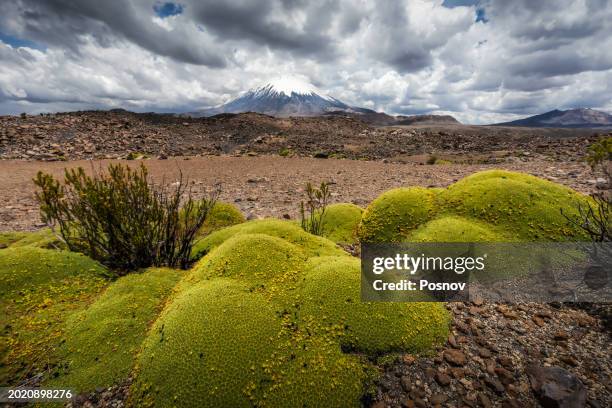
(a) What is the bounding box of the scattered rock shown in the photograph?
[435,372,451,386]
[526,365,587,408]
[443,349,467,366]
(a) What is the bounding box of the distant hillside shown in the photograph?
[395,114,460,126]
[495,108,612,128]
[324,111,461,126]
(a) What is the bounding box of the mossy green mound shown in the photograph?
[0,247,107,298]
[134,230,449,406]
[197,202,245,236]
[0,228,65,250]
[440,170,590,241]
[359,170,591,243]
[358,187,437,243]
[408,216,510,242]
[318,203,363,244]
[191,219,345,260]
[0,247,109,385]
[46,268,183,393]
[191,233,306,292]
[298,256,450,354]
[132,279,367,408]
[0,231,28,248]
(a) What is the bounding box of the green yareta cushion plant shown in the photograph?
[46,268,184,393]
[359,170,592,243]
[131,219,450,407]
[317,203,363,244]
[0,247,109,385]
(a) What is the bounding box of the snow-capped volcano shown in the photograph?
[192,76,369,117]
[254,76,330,99]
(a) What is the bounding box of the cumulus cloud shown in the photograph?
[0,0,611,123]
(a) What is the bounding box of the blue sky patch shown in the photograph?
[476,8,488,23]
[0,31,46,51]
[442,0,480,7]
[154,2,184,18]
[442,0,488,23]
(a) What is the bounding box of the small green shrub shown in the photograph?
[434,158,452,165]
[34,163,218,272]
[562,137,610,242]
[300,181,331,236]
[278,148,293,157]
[126,152,150,160]
[586,136,612,174]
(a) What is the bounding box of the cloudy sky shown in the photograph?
[1,0,611,124]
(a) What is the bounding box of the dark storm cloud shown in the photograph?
[488,0,610,41]
[366,1,433,73]
[0,0,227,67]
[186,0,338,57]
[506,50,612,78]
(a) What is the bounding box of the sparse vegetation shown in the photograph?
[299,181,331,236]
[434,158,452,165]
[126,152,150,160]
[278,147,293,157]
[33,163,218,272]
[562,137,611,242]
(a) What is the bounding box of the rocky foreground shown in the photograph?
[374,301,611,408]
[0,110,606,162]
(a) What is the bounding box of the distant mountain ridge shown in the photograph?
[495,108,612,128]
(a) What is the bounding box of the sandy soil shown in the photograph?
[0,155,594,232]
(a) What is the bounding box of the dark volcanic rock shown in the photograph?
[526,365,587,408]
[0,109,603,162]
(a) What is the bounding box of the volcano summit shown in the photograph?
[192,76,371,117]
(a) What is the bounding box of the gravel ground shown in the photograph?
[372,301,611,408]
[0,155,597,231]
